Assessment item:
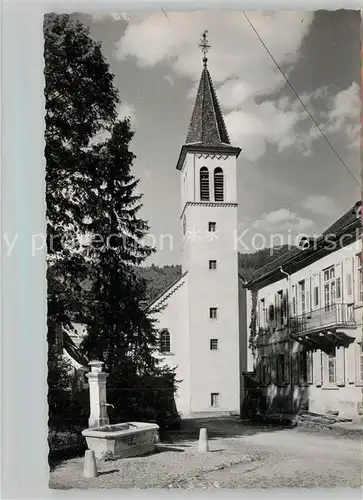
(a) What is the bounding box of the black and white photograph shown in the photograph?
[43,9,362,490]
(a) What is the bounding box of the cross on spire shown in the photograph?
[198,30,211,68]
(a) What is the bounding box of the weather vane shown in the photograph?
[198,30,211,67]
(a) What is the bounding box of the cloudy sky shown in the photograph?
[74,10,360,265]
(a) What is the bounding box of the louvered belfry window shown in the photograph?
[200,167,210,201]
[214,167,224,201]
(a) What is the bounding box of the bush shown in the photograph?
[48,428,87,461]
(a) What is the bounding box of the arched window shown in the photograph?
[214,167,224,201]
[200,167,210,201]
[160,329,171,353]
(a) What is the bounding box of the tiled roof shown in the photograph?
[144,271,188,310]
[185,67,234,148]
[246,201,362,287]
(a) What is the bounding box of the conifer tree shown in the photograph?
[44,14,177,425]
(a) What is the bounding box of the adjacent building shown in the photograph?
[244,202,362,421]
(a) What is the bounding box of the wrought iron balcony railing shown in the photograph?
[289,303,356,336]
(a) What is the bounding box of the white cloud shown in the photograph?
[115,11,358,161]
[116,102,136,123]
[301,195,337,217]
[252,208,314,232]
[89,102,136,146]
[91,13,126,23]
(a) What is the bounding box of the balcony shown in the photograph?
[289,303,355,335]
[289,303,356,351]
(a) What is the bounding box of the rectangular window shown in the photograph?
[298,280,305,314]
[277,290,284,326]
[299,351,307,384]
[360,344,363,381]
[259,299,265,328]
[210,339,218,350]
[277,354,285,385]
[336,277,341,299]
[208,222,216,232]
[328,348,336,384]
[260,357,267,385]
[292,285,296,316]
[209,260,217,270]
[211,393,220,407]
[357,254,363,302]
[268,304,275,323]
[323,265,336,310]
[209,307,217,319]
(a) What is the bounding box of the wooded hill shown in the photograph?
[136,245,291,304]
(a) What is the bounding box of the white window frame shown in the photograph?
[210,392,220,407]
[210,338,218,350]
[276,290,284,327]
[327,349,337,384]
[298,280,306,315]
[259,298,266,328]
[209,260,217,270]
[357,253,363,303]
[209,307,218,319]
[159,329,171,354]
[323,265,336,310]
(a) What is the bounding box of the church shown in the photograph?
[150,33,248,418]
[62,32,362,423]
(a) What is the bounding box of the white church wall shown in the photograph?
[152,277,191,418]
[184,202,240,414]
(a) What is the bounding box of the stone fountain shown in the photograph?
[81,361,159,459]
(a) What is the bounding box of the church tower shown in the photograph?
[175,32,242,416]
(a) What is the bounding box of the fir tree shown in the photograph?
[44,14,178,426]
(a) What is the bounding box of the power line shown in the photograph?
[242,11,361,188]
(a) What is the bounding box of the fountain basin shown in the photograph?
[82,422,160,459]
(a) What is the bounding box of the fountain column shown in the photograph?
[86,360,110,428]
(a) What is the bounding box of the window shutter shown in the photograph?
[283,289,288,325]
[292,353,299,385]
[274,293,278,329]
[336,346,345,386]
[335,263,342,302]
[306,273,311,315]
[354,343,362,385]
[307,352,313,385]
[344,257,354,301]
[266,356,271,385]
[284,352,290,384]
[273,355,278,384]
[313,350,322,386]
[345,344,355,384]
[311,273,317,310]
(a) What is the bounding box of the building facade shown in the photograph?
[245,202,362,421]
[151,48,247,418]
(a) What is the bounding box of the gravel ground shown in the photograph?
[49,440,253,489]
[49,418,362,490]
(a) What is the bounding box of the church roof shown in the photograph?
[176,61,241,170]
[186,66,233,148]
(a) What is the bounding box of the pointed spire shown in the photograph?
[185,31,232,148]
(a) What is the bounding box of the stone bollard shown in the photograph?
[83,449,98,478]
[198,428,209,453]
